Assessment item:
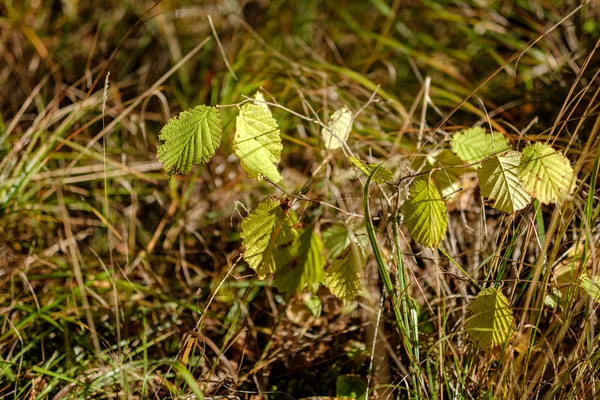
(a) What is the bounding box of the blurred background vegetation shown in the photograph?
[1,0,599,398]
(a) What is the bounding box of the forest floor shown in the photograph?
[1,0,600,399]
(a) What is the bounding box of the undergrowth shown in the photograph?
[1,0,599,399]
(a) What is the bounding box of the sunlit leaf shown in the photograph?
[518,143,574,204]
[465,287,514,352]
[304,295,323,319]
[240,198,298,278]
[325,241,364,302]
[412,149,465,199]
[323,224,352,260]
[402,178,448,247]
[233,103,283,183]
[478,151,531,213]
[274,228,325,294]
[322,224,368,260]
[157,105,222,175]
[321,107,352,150]
[544,289,560,309]
[580,273,600,304]
[451,126,511,165]
[348,156,393,184]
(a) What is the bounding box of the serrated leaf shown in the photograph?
[413,149,465,199]
[254,91,271,115]
[323,225,352,259]
[402,178,448,247]
[234,103,283,183]
[273,228,325,294]
[348,157,393,184]
[322,107,352,150]
[580,274,600,304]
[325,241,364,302]
[322,224,369,260]
[451,126,511,165]
[240,198,298,278]
[157,105,222,175]
[478,151,531,213]
[518,143,574,204]
[465,287,514,352]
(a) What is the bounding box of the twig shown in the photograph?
[208,15,238,81]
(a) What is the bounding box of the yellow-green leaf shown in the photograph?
[580,274,600,304]
[240,198,298,278]
[234,103,283,183]
[478,151,531,213]
[348,157,393,184]
[402,178,448,247]
[465,287,514,352]
[157,105,222,175]
[325,241,364,302]
[304,295,322,318]
[322,224,368,260]
[323,224,351,260]
[412,149,465,199]
[451,126,511,165]
[518,143,574,204]
[321,107,352,150]
[274,228,325,294]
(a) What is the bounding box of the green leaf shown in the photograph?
[465,287,514,352]
[413,149,465,199]
[544,288,561,309]
[273,228,325,294]
[325,241,365,302]
[348,157,393,184]
[336,375,367,399]
[322,107,352,150]
[240,198,298,278]
[233,103,283,183]
[518,143,574,204]
[580,274,600,304]
[323,224,352,259]
[478,151,531,213]
[322,224,368,259]
[304,295,322,318]
[450,126,511,164]
[402,178,448,247]
[156,105,222,175]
